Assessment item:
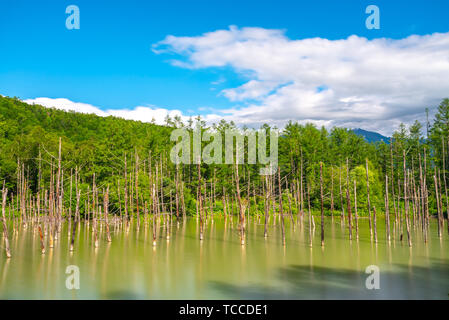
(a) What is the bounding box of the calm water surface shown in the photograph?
[1,216,448,299]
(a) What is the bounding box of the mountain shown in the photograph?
[351,128,390,143]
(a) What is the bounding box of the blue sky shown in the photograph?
[0,0,448,133]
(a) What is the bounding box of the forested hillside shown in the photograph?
[0,95,448,219]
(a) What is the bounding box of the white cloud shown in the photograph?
[23,97,188,126]
[154,26,449,135]
[24,98,109,116]
[21,27,449,137]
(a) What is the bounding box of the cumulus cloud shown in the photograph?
[153,26,449,135]
[23,97,187,126]
[21,27,449,136]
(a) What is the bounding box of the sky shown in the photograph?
[0,0,449,135]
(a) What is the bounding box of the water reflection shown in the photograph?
[0,217,448,299]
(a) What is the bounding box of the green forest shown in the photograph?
[1,95,449,224]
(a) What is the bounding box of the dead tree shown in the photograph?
[264,175,270,238]
[235,148,246,245]
[346,159,352,241]
[104,186,112,242]
[2,183,11,258]
[353,179,359,240]
[278,167,286,246]
[366,158,373,238]
[385,175,391,242]
[320,162,325,246]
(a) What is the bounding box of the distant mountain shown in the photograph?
[352,128,390,143]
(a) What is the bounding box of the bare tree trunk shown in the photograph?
[175,164,180,221]
[70,188,80,252]
[264,175,269,238]
[390,141,398,225]
[339,166,344,224]
[278,167,285,246]
[438,168,443,233]
[307,184,312,247]
[135,150,140,227]
[124,153,129,230]
[104,186,112,242]
[405,170,412,247]
[152,183,157,246]
[160,159,164,224]
[373,206,378,243]
[441,138,449,234]
[48,163,54,248]
[346,159,352,241]
[366,158,373,238]
[385,175,391,242]
[403,151,412,247]
[447,140,449,234]
[331,166,334,221]
[181,178,186,218]
[69,168,73,225]
[198,158,204,241]
[287,184,294,228]
[117,179,122,221]
[235,149,246,245]
[271,172,276,221]
[424,148,430,233]
[56,137,61,225]
[38,224,45,254]
[411,168,418,228]
[92,174,99,248]
[37,191,45,254]
[434,172,443,238]
[353,179,359,240]
[419,153,426,241]
[247,170,251,219]
[2,183,11,258]
[223,187,227,221]
[300,148,304,221]
[320,162,325,246]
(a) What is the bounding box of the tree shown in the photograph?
[430,98,449,165]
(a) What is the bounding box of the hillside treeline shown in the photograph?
[1,95,449,218]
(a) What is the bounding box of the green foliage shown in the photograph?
[0,95,448,218]
[350,161,383,215]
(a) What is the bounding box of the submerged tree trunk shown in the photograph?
[70,189,80,252]
[264,175,269,238]
[300,148,304,222]
[198,158,204,241]
[278,167,285,246]
[38,224,45,254]
[104,186,112,243]
[331,166,334,221]
[353,179,359,240]
[320,162,325,246]
[2,184,11,258]
[434,173,443,238]
[443,139,449,234]
[373,206,378,244]
[124,154,129,230]
[346,159,352,241]
[390,141,398,226]
[152,183,157,246]
[339,166,344,224]
[366,158,373,239]
[307,184,313,247]
[385,175,391,243]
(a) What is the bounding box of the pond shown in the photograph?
[1,216,448,299]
